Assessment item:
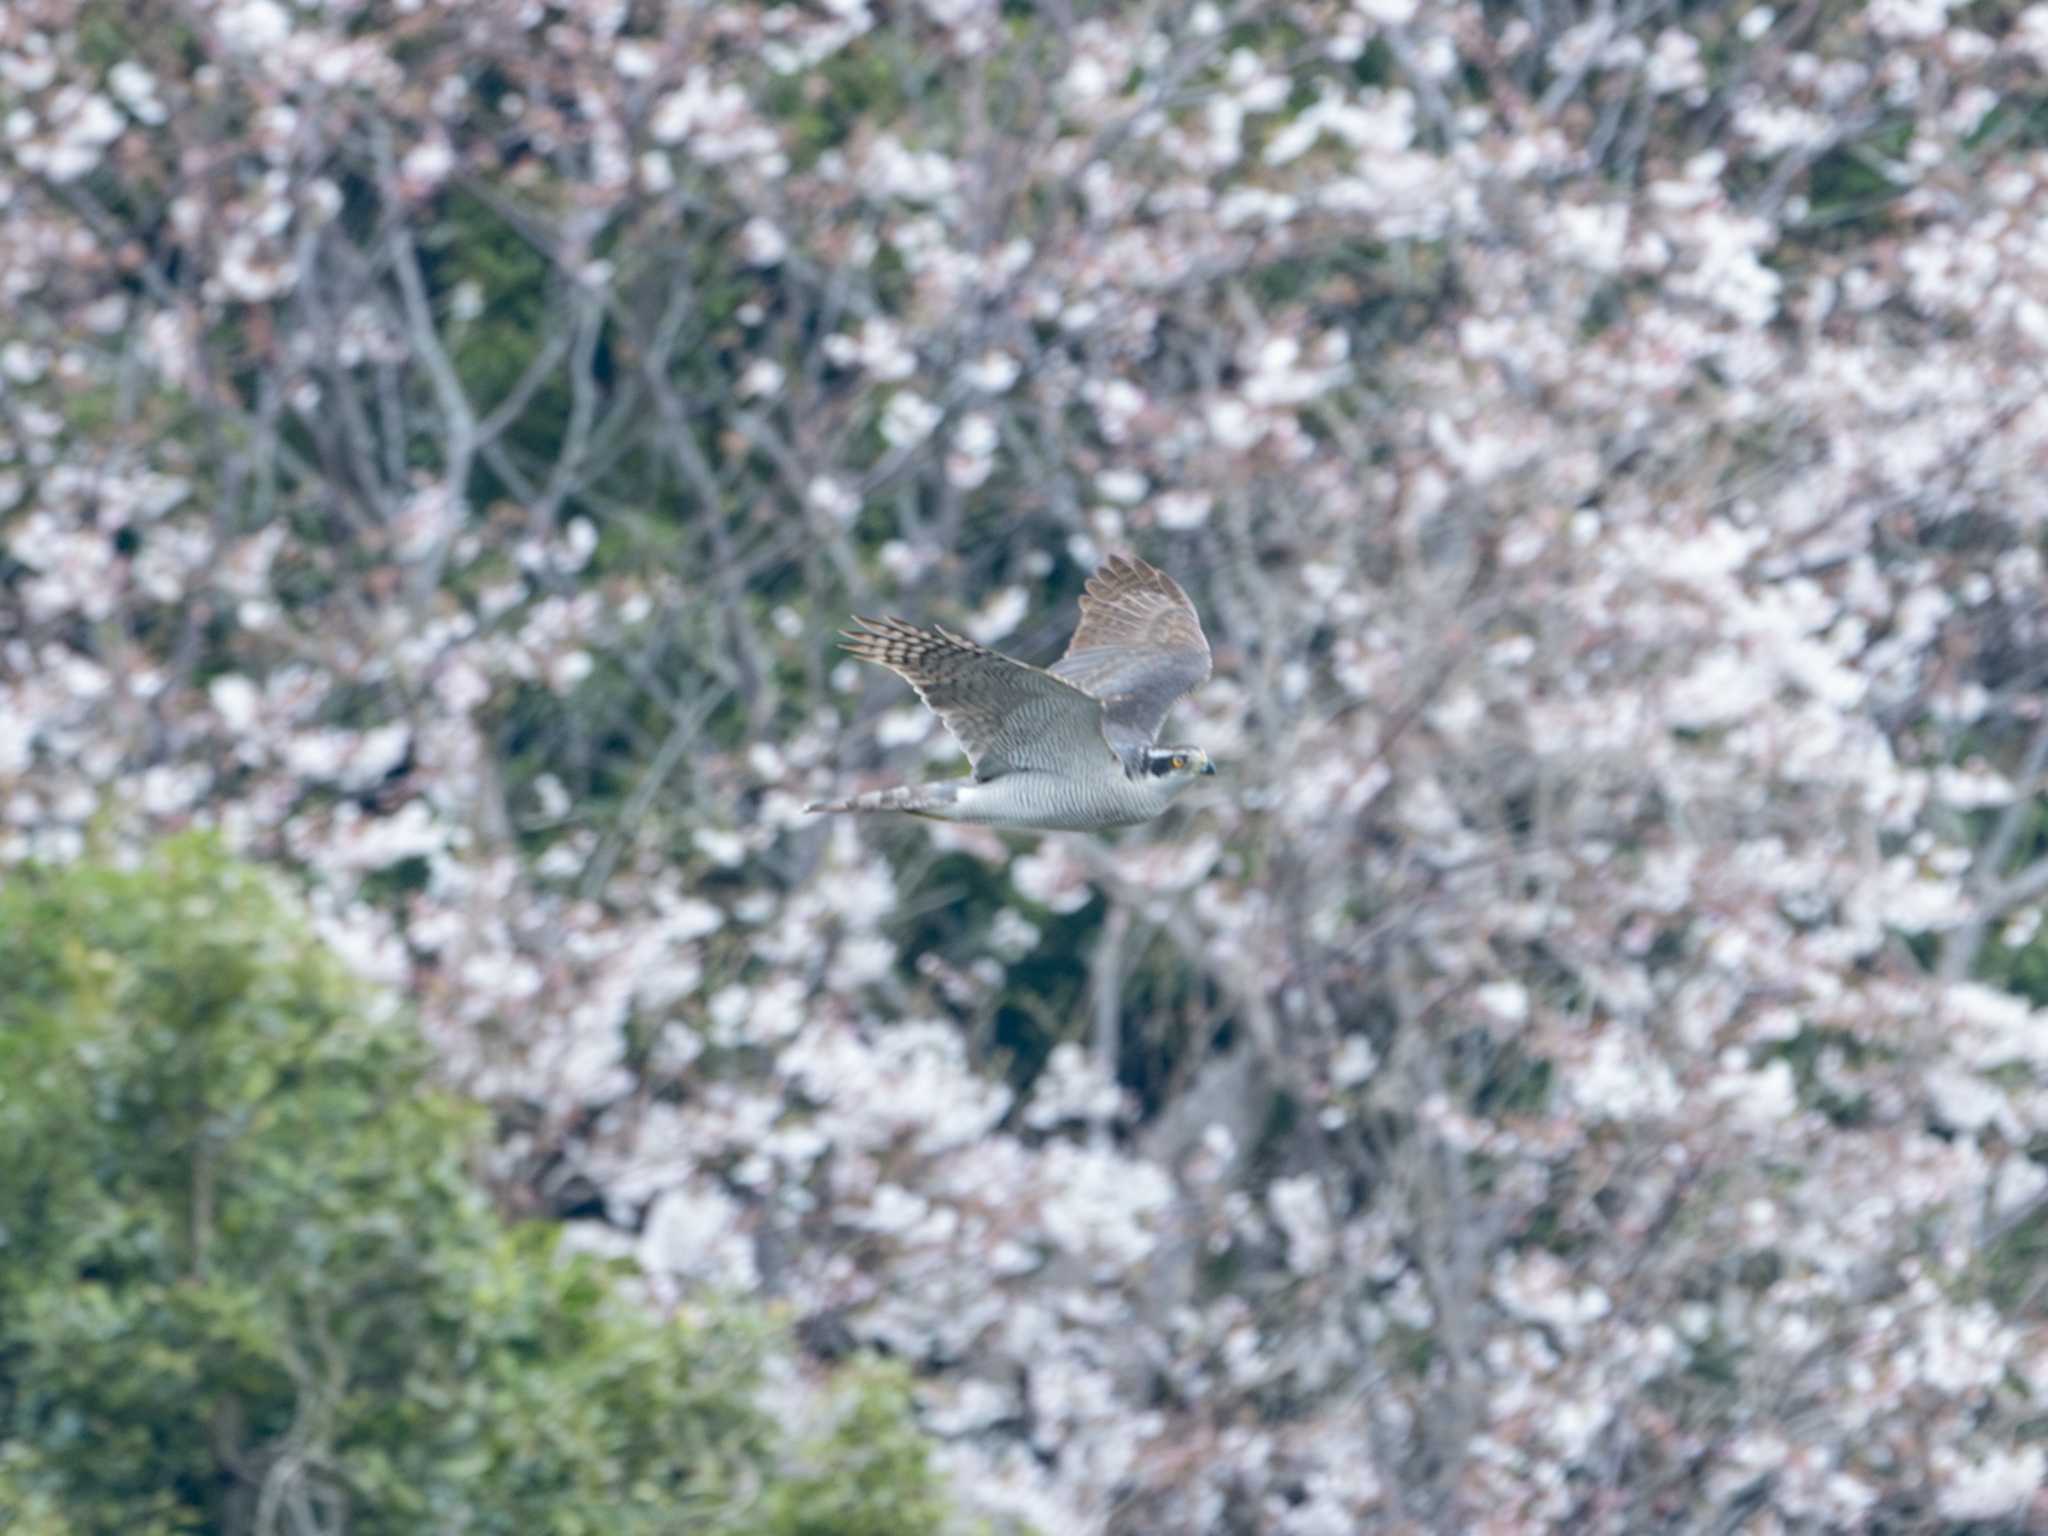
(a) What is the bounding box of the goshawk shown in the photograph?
[808,554,1216,831]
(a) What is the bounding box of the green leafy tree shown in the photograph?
[0,835,955,1536]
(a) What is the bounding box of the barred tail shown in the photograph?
[805,784,946,817]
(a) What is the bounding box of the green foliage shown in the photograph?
[1975,800,2048,1008]
[1996,924,2048,1009]
[1983,1195,2048,1317]
[0,836,956,1536]
[988,893,1101,1093]
[761,39,914,165]
[1796,115,1918,241]
[432,189,568,503]
[1112,926,1229,1121]
[759,1363,955,1536]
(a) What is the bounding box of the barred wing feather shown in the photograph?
[840,617,1117,781]
[1049,554,1212,763]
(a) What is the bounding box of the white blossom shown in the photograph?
[880,390,942,447]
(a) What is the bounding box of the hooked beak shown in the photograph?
[1201,760,1217,776]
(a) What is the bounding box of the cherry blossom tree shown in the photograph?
[5,0,2048,1530]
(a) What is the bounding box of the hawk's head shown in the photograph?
[1143,746,1217,786]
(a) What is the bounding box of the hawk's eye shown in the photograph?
[1171,754,1187,770]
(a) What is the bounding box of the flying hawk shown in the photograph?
[808,554,1216,831]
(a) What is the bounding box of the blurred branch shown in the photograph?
[1940,716,2048,983]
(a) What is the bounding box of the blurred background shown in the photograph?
[4,0,2048,1530]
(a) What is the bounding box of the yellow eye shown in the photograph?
[1171,755,1187,770]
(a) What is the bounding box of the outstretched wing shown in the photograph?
[1049,554,1212,762]
[841,617,1118,781]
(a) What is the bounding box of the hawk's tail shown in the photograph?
[805,784,945,817]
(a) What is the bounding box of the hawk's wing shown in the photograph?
[841,617,1118,781]
[1049,555,1212,762]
